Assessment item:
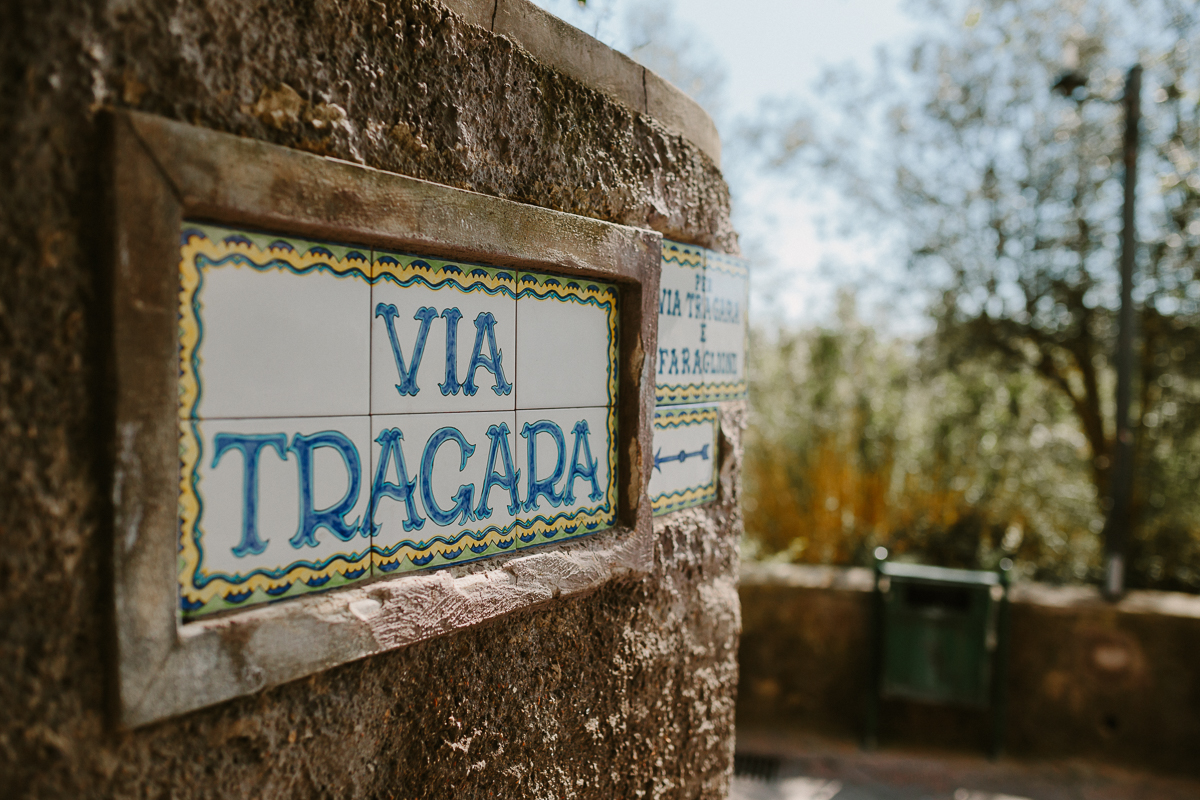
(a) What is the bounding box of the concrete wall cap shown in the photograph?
[740,561,1200,620]
[440,0,722,167]
[739,562,876,592]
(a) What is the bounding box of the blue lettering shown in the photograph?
[211,433,288,558]
[288,431,363,547]
[521,420,566,512]
[463,311,513,397]
[477,422,521,519]
[363,428,424,534]
[439,307,464,396]
[420,427,477,526]
[376,303,436,396]
[563,420,603,504]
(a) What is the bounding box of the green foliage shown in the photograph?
[744,0,1200,592]
[745,295,1106,584]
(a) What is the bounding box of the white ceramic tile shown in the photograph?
[182,225,371,419]
[656,240,708,405]
[371,253,517,415]
[655,241,750,405]
[515,272,618,410]
[649,404,719,516]
[513,406,616,548]
[368,410,520,573]
[181,415,372,615]
[698,252,749,400]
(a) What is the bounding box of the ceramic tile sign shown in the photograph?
[177,223,618,618]
[649,405,719,515]
[655,241,749,405]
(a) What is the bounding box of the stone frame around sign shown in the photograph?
[109,111,661,728]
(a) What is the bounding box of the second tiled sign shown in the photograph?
[656,241,749,405]
[178,223,618,618]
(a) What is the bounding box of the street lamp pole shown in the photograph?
[1105,63,1141,600]
[1052,63,1141,600]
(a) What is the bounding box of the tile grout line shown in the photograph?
[514,267,519,430]
[513,268,520,500]
[202,238,621,592]
[368,245,376,580]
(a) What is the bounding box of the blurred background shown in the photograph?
[535,1,1200,796]
[536,0,1200,594]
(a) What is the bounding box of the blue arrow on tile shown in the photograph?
[654,444,710,473]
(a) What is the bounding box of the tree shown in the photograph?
[745,294,1102,583]
[753,0,1200,590]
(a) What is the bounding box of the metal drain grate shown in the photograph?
[733,753,782,781]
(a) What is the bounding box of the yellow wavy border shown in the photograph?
[513,273,620,545]
[178,226,624,612]
[661,239,705,269]
[656,379,747,404]
[513,402,619,546]
[650,405,720,515]
[652,485,718,515]
[654,404,719,428]
[374,527,520,574]
[657,240,748,405]
[178,224,373,615]
[517,274,620,412]
[705,250,750,278]
[374,251,517,295]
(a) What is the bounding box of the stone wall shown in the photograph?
[738,563,1200,779]
[0,1,742,797]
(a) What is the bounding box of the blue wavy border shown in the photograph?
[656,381,748,404]
[657,240,748,405]
[375,256,516,298]
[180,225,621,606]
[650,405,719,516]
[516,285,618,410]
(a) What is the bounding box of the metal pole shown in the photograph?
[1104,64,1141,601]
[863,547,887,750]
[990,560,1012,760]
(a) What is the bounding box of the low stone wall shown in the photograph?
[737,563,1200,778]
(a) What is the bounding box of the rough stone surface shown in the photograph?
[0,1,740,797]
[738,564,1200,780]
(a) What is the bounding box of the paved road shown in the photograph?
[730,734,1200,800]
[731,777,1065,800]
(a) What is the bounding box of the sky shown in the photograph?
[529,0,921,328]
[662,0,916,121]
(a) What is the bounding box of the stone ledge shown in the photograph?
[440,0,722,167]
[150,522,655,727]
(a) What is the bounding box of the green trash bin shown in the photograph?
[864,551,1012,758]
